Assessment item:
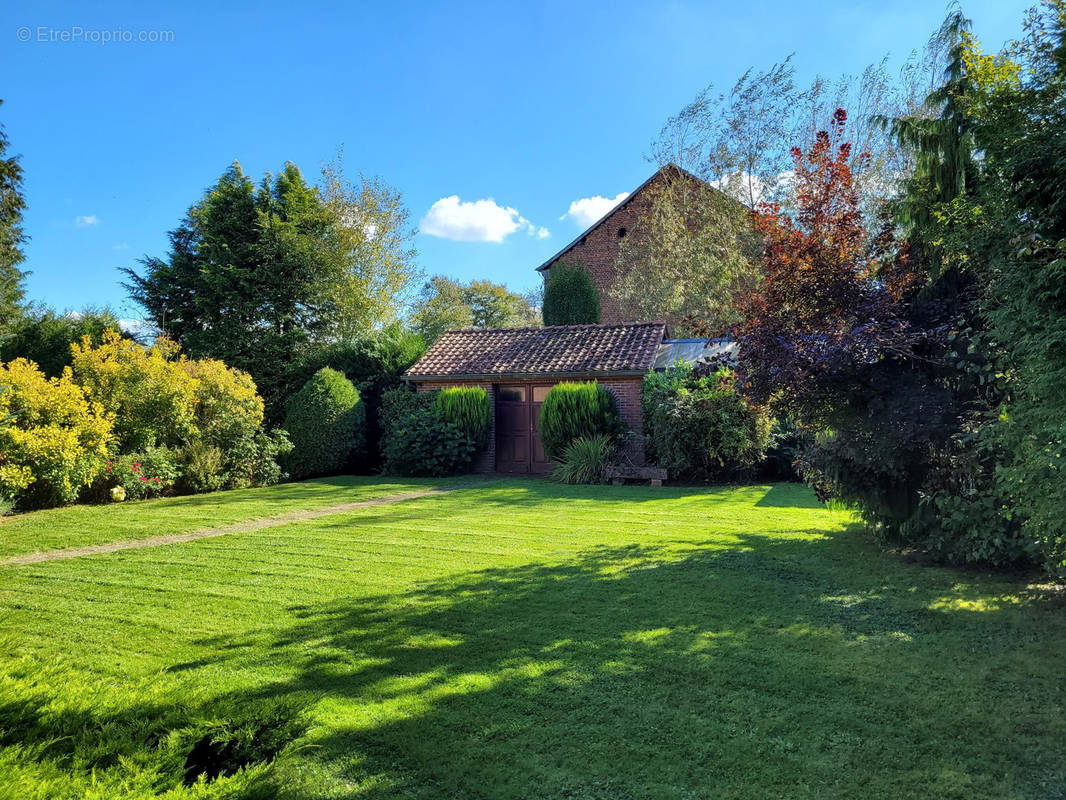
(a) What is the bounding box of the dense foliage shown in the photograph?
[0,359,113,509]
[0,330,288,510]
[642,364,771,478]
[284,324,426,463]
[435,386,491,450]
[410,276,540,344]
[728,3,1066,574]
[541,264,600,326]
[379,386,475,477]
[538,382,623,461]
[734,109,985,553]
[550,434,614,484]
[283,368,365,479]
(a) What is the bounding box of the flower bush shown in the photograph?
[107,447,180,500]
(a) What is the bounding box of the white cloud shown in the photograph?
[112,242,130,251]
[420,196,547,243]
[560,192,629,228]
[74,215,99,228]
[711,171,796,206]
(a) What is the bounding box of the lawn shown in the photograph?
[0,479,1063,799]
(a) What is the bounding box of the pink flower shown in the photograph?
[139,476,148,482]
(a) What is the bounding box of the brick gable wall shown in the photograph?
[544,194,652,325]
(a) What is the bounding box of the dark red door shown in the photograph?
[495,384,555,473]
[495,385,531,473]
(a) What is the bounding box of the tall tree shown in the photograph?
[320,153,420,335]
[124,161,346,415]
[612,172,760,336]
[0,100,28,328]
[408,276,539,344]
[879,10,981,266]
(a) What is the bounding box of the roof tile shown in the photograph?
[405,321,667,379]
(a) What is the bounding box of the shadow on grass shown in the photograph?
[752,482,825,509]
[6,524,1066,799]
[196,531,1065,798]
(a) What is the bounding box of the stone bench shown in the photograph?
[606,466,668,487]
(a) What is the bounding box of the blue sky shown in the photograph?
[4,0,1028,320]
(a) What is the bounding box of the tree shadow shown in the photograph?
[5,523,1065,799]
[189,532,1066,799]
[752,482,826,509]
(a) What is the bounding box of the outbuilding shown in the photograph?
[404,321,667,473]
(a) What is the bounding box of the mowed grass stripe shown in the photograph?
[0,475,463,558]
[0,481,489,565]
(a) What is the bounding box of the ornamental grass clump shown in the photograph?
[551,434,614,484]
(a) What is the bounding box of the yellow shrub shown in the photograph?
[0,359,113,508]
[182,357,264,450]
[70,331,198,451]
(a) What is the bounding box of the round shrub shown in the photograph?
[284,368,365,479]
[539,381,624,461]
[542,264,600,326]
[0,358,113,509]
[435,386,490,450]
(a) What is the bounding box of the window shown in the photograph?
[532,385,552,402]
[497,386,526,402]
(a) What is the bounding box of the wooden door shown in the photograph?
[494,385,530,473]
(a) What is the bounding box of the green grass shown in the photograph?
[0,476,452,558]
[0,479,1064,799]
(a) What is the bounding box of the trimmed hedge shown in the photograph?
[542,264,600,326]
[284,368,365,479]
[435,386,490,450]
[538,381,624,461]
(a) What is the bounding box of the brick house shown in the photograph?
[536,163,704,326]
[404,321,666,473]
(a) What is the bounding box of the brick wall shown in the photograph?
[543,194,651,325]
[412,377,645,471]
[599,378,645,466]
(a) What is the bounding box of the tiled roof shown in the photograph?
[405,321,668,380]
